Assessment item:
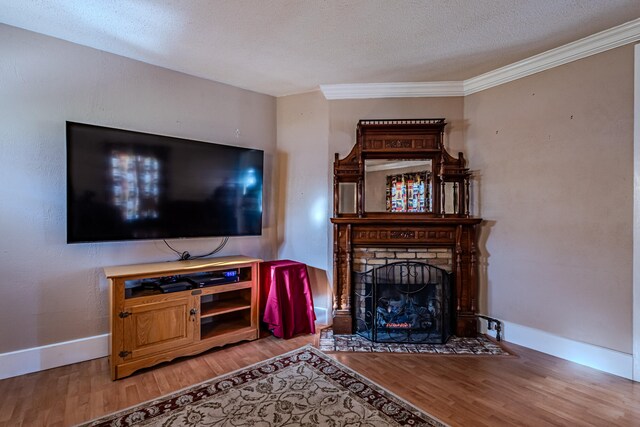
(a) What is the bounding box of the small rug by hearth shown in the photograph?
[78,345,447,426]
[319,328,511,355]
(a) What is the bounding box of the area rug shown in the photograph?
[319,328,511,355]
[79,345,447,426]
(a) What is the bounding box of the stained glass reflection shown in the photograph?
[111,151,160,221]
[386,172,431,213]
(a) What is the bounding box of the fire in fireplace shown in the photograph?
[353,261,453,344]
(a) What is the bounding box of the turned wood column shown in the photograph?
[332,223,353,334]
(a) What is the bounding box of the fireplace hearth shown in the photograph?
[354,261,452,344]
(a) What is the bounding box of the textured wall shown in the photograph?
[0,24,277,353]
[276,92,331,321]
[464,45,634,353]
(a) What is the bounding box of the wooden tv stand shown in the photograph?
[105,256,261,380]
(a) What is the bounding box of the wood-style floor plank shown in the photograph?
[0,330,638,426]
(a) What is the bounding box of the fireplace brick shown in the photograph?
[354,247,452,272]
[375,251,399,258]
[395,253,417,259]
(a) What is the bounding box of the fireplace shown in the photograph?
[331,119,482,337]
[354,261,453,344]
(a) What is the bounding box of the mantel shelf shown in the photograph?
[331,217,483,225]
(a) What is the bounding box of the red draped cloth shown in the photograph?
[260,260,316,339]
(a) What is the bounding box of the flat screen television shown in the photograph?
[66,122,264,243]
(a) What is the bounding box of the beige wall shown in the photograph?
[0,24,277,353]
[276,91,331,322]
[465,45,634,353]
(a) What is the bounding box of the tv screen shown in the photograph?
[66,122,263,243]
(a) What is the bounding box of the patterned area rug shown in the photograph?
[319,328,511,355]
[79,346,447,426]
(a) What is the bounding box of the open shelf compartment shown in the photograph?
[200,288,252,318]
[200,310,252,340]
[123,266,254,300]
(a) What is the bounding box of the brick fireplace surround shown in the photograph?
[353,247,453,273]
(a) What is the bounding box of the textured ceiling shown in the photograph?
[1,0,639,96]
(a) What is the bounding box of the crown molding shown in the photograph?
[319,18,640,100]
[464,17,640,95]
[320,82,464,100]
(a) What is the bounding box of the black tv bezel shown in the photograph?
[66,121,264,244]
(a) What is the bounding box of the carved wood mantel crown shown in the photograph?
[331,119,482,337]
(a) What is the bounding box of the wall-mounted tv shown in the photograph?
[66,122,263,243]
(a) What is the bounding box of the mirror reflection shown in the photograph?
[364,159,433,212]
[338,182,357,214]
[443,181,456,214]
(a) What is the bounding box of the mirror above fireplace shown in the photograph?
[332,118,472,218]
[364,159,433,213]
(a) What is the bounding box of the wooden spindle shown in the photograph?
[465,176,470,217]
[453,182,459,215]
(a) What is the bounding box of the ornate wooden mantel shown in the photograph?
[331,216,482,336]
[331,119,483,337]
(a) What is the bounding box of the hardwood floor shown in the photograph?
[0,330,638,426]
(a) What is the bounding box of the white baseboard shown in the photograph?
[1,308,331,380]
[2,308,329,380]
[0,334,109,380]
[480,319,633,380]
[7,316,629,381]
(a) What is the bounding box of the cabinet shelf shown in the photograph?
[200,287,251,320]
[201,300,251,318]
[122,265,254,300]
[126,287,164,299]
[201,317,252,340]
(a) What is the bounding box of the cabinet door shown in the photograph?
[122,296,196,360]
